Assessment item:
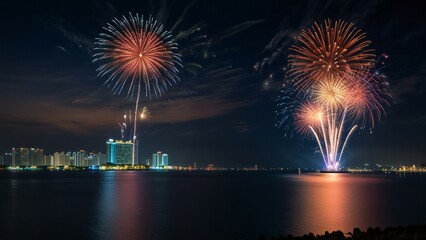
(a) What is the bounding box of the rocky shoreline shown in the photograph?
[257,225,426,240]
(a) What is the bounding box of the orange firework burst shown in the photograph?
[314,76,348,109]
[288,19,375,91]
[294,102,324,136]
[93,13,182,98]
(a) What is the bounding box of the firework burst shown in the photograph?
[94,13,181,165]
[288,19,375,91]
[344,69,391,127]
[276,20,390,171]
[140,106,150,120]
[314,76,348,109]
[93,13,182,98]
[294,102,324,136]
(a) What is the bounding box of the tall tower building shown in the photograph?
[3,153,12,166]
[12,148,19,167]
[98,152,107,165]
[54,152,66,166]
[156,151,162,167]
[12,148,29,166]
[43,155,53,166]
[85,153,94,166]
[106,139,133,164]
[161,154,168,167]
[29,148,44,166]
[151,152,162,168]
[67,152,75,166]
[151,151,168,168]
[12,148,44,166]
[151,153,157,167]
[76,150,86,166]
[91,152,106,166]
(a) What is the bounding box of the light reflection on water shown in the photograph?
[285,173,392,235]
[94,172,153,240]
[0,171,425,240]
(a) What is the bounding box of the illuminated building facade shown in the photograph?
[54,152,66,166]
[76,150,85,166]
[106,139,133,164]
[12,148,43,166]
[43,155,53,166]
[151,151,161,168]
[29,148,44,166]
[12,148,27,166]
[151,151,169,168]
[161,154,168,167]
[3,153,12,166]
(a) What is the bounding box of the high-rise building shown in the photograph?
[106,139,133,164]
[29,148,44,166]
[65,152,77,166]
[161,154,168,167]
[151,151,169,168]
[151,152,161,168]
[65,154,71,166]
[43,155,53,166]
[91,152,106,166]
[54,152,66,166]
[97,152,107,165]
[12,148,29,166]
[151,153,157,167]
[85,153,93,166]
[76,150,85,166]
[3,153,12,166]
[12,148,44,166]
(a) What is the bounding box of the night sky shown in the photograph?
[0,0,425,168]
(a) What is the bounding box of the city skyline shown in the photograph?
[0,0,425,169]
[1,145,173,167]
[1,142,424,170]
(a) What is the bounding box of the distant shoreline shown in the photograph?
[0,165,425,174]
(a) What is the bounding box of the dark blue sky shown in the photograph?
[0,0,425,168]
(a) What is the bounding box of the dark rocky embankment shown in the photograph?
[257,225,426,240]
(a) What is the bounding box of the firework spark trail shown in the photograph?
[305,105,352,170]
[118,107,149,138]
[276,19,391,171]
[117,111,132,141]
[338,125,358,165]
[118,110,133,141]
[94,13,181,166]
[309,126,327,167]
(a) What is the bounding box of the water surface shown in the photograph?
[0,171,425,240]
